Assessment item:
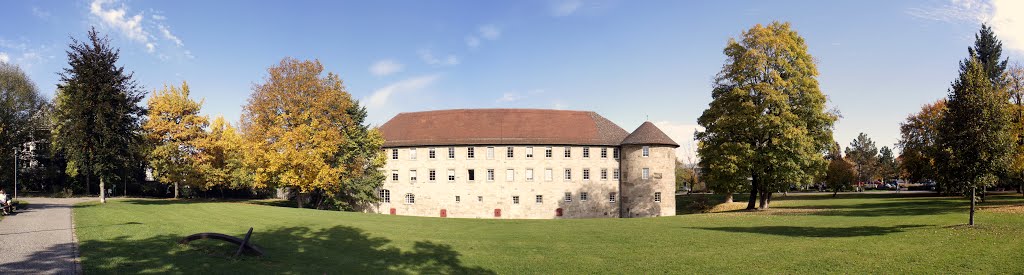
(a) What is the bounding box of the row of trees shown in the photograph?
[823,133,898,196]
[1,28,385,209]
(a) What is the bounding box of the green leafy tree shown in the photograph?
[878,146,899,183]
[825,142,855,197]
[697,22,838,210]
[143,82,208,198]
[0,62,47,192]
[53,28,146,203]
[845,133,879,184]
[1007,62,1024,194]
[196,116,250,192]
[937,56,1013,225]
[898,100,946,184]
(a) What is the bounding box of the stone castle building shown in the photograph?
[371,109,678,219]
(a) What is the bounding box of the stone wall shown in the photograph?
[619,145,676,217]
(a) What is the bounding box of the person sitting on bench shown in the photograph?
[0,189,12,215]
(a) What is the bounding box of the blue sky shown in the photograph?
[2,0,1023,161]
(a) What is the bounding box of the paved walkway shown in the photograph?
[0,197,94,275]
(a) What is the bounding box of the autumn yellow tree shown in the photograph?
[144,82,208,198]
[195,116,248,191]
[241,58,384,209]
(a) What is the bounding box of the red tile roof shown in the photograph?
[379,109,629,147]
[621,121,679,147]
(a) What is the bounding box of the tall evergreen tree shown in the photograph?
[697,22,838,210]
[969,24,1008,84]
[53,28,146,203]
[845,133,880,185]
[937,56,1012,225]
[877,146,899,183]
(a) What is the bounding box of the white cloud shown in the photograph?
[31,7,51,19]
[366,75,441,109]
[89,0,187,56]
[369,59,404,76]
[417,49,459,66]
[497,92,524,103]
[465,36,481,48]
[551,0,583,16]
[553,102,569,109]
[652,120,704,163]
[0,52,8,63]
[479,25,501,40]
[158,24,183,47]
[909,0,1024,54]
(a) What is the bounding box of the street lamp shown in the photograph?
[12,146,17,199]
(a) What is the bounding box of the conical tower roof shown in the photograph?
[620,121,679,147]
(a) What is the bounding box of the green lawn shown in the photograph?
[73,193,1024,274]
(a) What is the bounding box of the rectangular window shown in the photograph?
[600,168,608,180]
[513,196,520,204]
[564,192,572,202]
[614,169,620,180]
[448,147,455,159]
[654,192,662,202]
[487,169,495,181]
[429,147,436,159]
[583,169,590,180]
[642,146,650,157]
[601,148,607,158]
[478,196,483,202]
[506,169,514,182]
[581,192,588,201]
[583,147,590,158]
[609,192,617,203]
[613,148,619,159]
[506,146,514,158]
[379,189,390,203]
[564,146,571,158]
[448,169,455,182]
[456,196,461,203]
[429,169,436,181]
[487,147,495,159]
[468,169,476,181]
[467,147,475,159]
[410,170,417,182]
[405,193,415,204]
[545,168,553,181]
[391,170,398,181]
[642,168,650,180]
[536,195,543,204]
[564,168,572,180]
[545,147,553,158]
[526,147,534,158]
[410,148,417,160]
[526,169,534,181]
[392,149,398,160]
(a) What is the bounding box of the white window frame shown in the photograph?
[642,168,650,180]
[601,148,607,158]
[581,192,588,201]
[478,196,484,202]
[526,147,534,158]
[410,170,417,182]
[513,196,520,205]
[448,147,455,159]
[506,146,514,159]
[526,168,534,181]
[642,146,650,157]
[391,170,399,182]
[456,196,461,203]
[600,168,608,180]
[564,192,572,202]
[506,169,515,182]
[545,147,553,158]
[583,168,590,180]
[404,193,415,204]
[614,169,620,180]
[564,168,572,181]
[468,169,476,181]
[655,192,662,202]
[564,146,571,158]
[429,147,436,159]
[583,147,590,158]
[609,192,616,203]
[613,148,619,159]
[487,147,495,160]
[410,148,417,160]
[429,169,436,181]
[487,169,495,181]
[379,189,390,203]
[545,168,553,182]
[392,149,398,160]
[536,195,543,204]
[467,147,475,159]
[447,169,456,182]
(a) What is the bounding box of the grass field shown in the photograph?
[73,193,1024,274]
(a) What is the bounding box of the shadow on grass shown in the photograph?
[77,225,495,274]
[688,224,929,238]
[772,195,1024,217]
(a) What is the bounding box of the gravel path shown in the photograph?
[0,197,95,275]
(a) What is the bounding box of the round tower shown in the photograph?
[619,121,679,217]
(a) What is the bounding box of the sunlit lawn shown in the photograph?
[73,192,1024,274]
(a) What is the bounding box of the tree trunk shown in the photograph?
[86,171,91,196]
[746,175,758,210]
[174,182,180,199]
[297,193,305,208]
[766,191,773,207]
[724,193,734,204]
[981,186,987,203]
[99,177,106,203]
[969,187,976,226]
[758,190,769,210]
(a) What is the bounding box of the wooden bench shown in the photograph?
[178,227,265,257]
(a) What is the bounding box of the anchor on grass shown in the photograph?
[178,227,265,257]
